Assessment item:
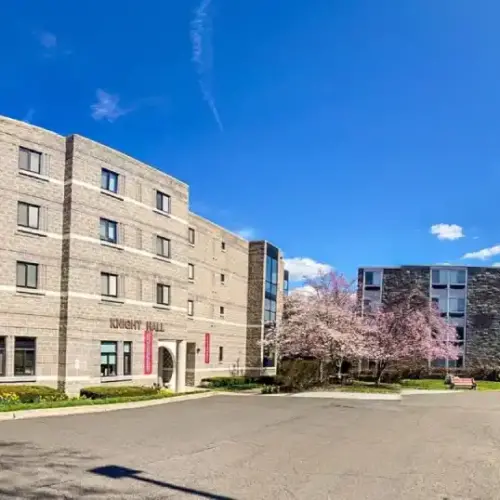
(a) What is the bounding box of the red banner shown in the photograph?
[204,333,210,364]
[144,330,153,375]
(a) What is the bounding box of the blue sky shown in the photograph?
[2,1,500,286]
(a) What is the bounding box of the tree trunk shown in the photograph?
[337,357,343,384]
[375,361,386,386]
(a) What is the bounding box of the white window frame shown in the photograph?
[16,261,39,289]
[101,168,119,193]
[100,218,118,244]
[18,202,40,229]
[101,272,118,298]
[19,147,41,174]
[156,236,171,258]
[156,283,170,306]
[156,191,171,213]
[364,270,381,286]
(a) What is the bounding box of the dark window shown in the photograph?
[18,202,40,229]
[16,261,38,289]
[283,270,289,295]
[188,228,195,244]
[188,300,194,316]
[0,337,5,376]
[188,264,195,280]
[123,342,132,376]
[101,272,118,297]
[365,271,381,286]
[157,284,170,305]
[101,341,117,377]
[156,236,171,258]
[101,169,118,193]
[221,241,226,251]
[19,147,41,174]
[100,218,118,243]
[14,337,36,376]
[220,306,225,317]
[450,270,466,284]
[432,269,448,285]
[456,326,465,341]
[220,273,225,284]
[219,346,224,363]
[156,191,170,213]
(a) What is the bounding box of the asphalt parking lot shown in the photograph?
[1,392,500,499]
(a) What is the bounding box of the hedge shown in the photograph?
[80,385,160,399]
[200,376,280,388]
[0,385,67,403]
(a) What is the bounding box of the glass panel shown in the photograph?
[156,236,162,255]
[188,300,193,315]
[456,327,464,341]
[439,270,448,285]
[124,342,131,354]
[26,264,37,288]
[101,342,117,354]
[108,222,116,242]
[18,203,28,226]
[365,271,373,285]
[270,300,276,312]
[16,263,26,287]
[188,264,194,279]
[456,270,466,284]
[101,170,108,189]
[271,284,277,296]
[19,148,29,170]
[30,151,41,173]
[100,220,106,240]
[101,274,107,295]
[28,205,39,228]
[16,338,35,349]
[109,275,117,296]
[108,172,118,192]
[431,270,440,284]
[156,191,162,210]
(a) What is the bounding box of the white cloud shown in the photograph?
[284,257,332,281]
[235,228,256,240]
[463,245,500,260]
[91,89,130,122]
[39,31,57,49]
[290,284,315,296]
[492,263,500,267]
[430,224,464,241]
[190,0,223,131]
[434,262,451,266]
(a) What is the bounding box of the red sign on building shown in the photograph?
[204,333,211,364]
[144,330,153,375]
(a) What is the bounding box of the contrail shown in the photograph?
[190,0,224,131]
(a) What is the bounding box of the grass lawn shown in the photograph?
[309,381,401,394]
[0,390,207,413]
[477,381,500,391]
[401,379,500,391]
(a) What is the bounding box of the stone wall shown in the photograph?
[466,267,500,367]
[381,266,430,306]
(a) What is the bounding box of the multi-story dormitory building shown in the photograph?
[358,265,500,370]
[0,115,286,394]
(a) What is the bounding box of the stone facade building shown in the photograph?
[0,115,285,394]
[358,265,500,369]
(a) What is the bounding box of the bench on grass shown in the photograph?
[449,376,477,390]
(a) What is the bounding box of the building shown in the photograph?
[0,115,285,394]
[358,265,500,369]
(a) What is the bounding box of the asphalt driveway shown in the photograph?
[1,392,499,499]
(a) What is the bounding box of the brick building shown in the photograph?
[0,115,285,394]
[358,265,500,369]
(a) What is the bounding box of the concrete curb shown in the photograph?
[291,391,401,401]
[401,389,464,396]
[0,391,215,422]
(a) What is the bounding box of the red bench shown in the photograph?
[449,376,477,390]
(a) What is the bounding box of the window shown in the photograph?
[365,270,381,286]
[123,342,132,376]
[156,236,171,258]
[284,270,289,295]
[456,326,465,341]
[101,341,117,377]
[188,227,195,244]
[220,306,225,317]
[220,273,225,284]
[187,300,194,316]
[450,269,466,285]
[101,272,118,297]
[101,168,118,193]
[449,297,465,313]
[14,337,36,376]
[221,241,226,251]
[16,262,38,289]
[363,299,372,312]
[156,191,170,213]
[0,337,5,376]
[100,218,118,244]
[219,346,224,363]
[17,202,40,229]
[156,284,170,306]
[188,264,195,280]
[19,147,41,174]
[432,269,448,285]
[264,297,277,323]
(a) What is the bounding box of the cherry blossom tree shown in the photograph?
[362,290,460,384]
[264,271,365,381]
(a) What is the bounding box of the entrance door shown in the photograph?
[159,347,174,388]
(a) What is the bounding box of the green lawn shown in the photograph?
[401,379,500,391]
[208,383,263,392]
[0,390,206,413]
[310,381,401,394]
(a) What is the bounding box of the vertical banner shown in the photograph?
[144,330,153,375]
[204,333,211,364]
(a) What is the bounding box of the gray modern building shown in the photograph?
[0,115,286,394]
[358,265,500,369]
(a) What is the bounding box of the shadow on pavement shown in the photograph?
[89,465,237,499]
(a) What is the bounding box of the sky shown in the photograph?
[2,1,500,288]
